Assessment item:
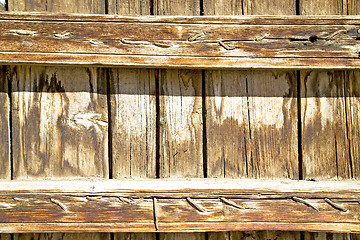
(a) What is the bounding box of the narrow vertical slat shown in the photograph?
[8,0,110,240]
[300,0,355,239]
[108,1,156,240]
[204,0,299,239]
[154,0,204,239]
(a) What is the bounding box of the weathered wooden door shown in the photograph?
[0,0,359,239]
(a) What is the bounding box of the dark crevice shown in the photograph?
[300,232,305,240]
[150,0,154,15]
[245,77,252,177]
[156,232,160,240]
[104,0,109,14]
[155,69,160,179]
[335,135,339,179]
[297,70,303,180]
[106,69,113,179]
[241,0,245,15]
[204,232,209,240]
[295,0,300,15]
[110,232,114,240]
[6,66,13,180]
[344,73,354,179]
[200,0,204,15]
[5,0,8,11]
[202,70,207,178]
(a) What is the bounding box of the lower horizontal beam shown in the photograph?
[0,179,359,233]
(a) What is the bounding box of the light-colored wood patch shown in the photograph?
[110,68,156,179]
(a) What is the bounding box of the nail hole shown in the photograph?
[309,35,318,43]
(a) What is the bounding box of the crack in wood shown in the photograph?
[324,198,348,212]
[291,196,320,211]
[53,31,73,39]
[254,32,269,41]
[50,198,68,212]
[326,29,347,40]
[119,197,144,205]
[188,32,205,42]
[153,197,159,231]
[220,197,246,210]
[218,40,236,50]
[186,197,209,212]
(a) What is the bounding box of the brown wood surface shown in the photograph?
[204,0,298,239]
[300,0,359,239]
[7,0,109,240]
[156,1,204,239]
[108,1,155,239]
[1,13,360,68]
[0,4,12,240]
[0,179,359,233]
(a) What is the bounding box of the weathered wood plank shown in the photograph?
[108,1,155,240]
[0,4,11,240]
[155,2,203,239]
[300,0,357,239]
[7,1,109,240]
[1,13,360,68]
[0,180,358,233]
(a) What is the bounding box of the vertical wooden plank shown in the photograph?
[110,69,156,179]
[155,1,203,240]
[108,1,155,240]
[204,0,299,239]
[8,0,110,240]
[0,3,12,239]
[300,0,354,239]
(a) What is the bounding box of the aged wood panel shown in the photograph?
[108,1,155,240]
[1,14,360,68]
[7,0,109,240]
[0,5,11,240]
[0,180,359,233]
[155,1,203,239]
[300,0,358,239]
[204,0,298,239]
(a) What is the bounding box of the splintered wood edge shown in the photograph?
[0,179,359,233]
[1,12,360,69]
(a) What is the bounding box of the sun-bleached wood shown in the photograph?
[2,13,360,69]
[0,179,359,233]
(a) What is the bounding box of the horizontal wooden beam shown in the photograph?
[1,12,360,69]
[0,179,359,233]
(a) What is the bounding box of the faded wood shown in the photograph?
[7,1,109,240]
[0,180,359,233]
[204,0,298,239]
[109,0,154,239]
[156,2,203,240]
[2,13,360,68]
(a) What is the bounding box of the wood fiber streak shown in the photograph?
[300,0,358,239]
[7,0,110,239]
[110,69,156,179]
[11,66,108,179]
[0,7,10,240]
[109,1,155,239]
[204,0,298,238]
[155,0,204,239]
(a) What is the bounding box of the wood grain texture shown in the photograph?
[300,0,357,239]
[109,69,156,179]
[0,179,359,233]
[7,0,109,239]
[159,69,203,178]
[0,67,10,180]
[108,1,155,239]
[155,1,203,239]
[11,66,108,179]
[204,0,298,238]
[1,13,360,68]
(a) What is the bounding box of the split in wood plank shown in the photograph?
[0,179,359,233]
[2,13,360,68]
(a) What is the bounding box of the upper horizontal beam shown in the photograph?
[1,12,360,69]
